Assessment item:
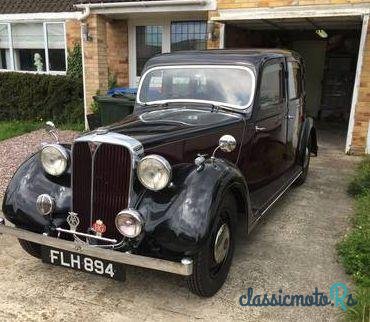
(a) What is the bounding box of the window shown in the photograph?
[132,20,207,86]
[0,22,66,73]
[139,66,255,109]
[46,23,66,72]
[0,24,12,70]
[136,26,162,77]
[288,62,302,100]
[171,21,207,51]
[260,63,283,108]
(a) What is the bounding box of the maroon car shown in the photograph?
[1,49,317,297]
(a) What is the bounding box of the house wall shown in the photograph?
[65,19,81,50]
[82,14,130,114]
[217,0,370,8]
[352,24,370,154]
[106,19,129,87]
[83,14,109,113]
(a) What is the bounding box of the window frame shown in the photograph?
[287,61,302,100]
[258,61,285,110]
[0,21,67,75]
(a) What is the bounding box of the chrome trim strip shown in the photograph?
[0,225,193,276]
[136,65,256,110]
[254,170,303,225]
[56,227,118,243]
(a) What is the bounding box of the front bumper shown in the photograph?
[0,222,193,276]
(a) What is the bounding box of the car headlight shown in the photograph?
[40,144,69,176]
[137,155,171,191]
[115,209,143,238]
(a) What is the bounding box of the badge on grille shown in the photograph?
[67,212,80,232]
[92,220,106,237]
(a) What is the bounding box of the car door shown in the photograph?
[286,60,304,166]
[244,59,288,213]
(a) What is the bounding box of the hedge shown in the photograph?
[0,72,84,124]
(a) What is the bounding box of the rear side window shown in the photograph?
[288,62,302,100]
[259,63,283,109]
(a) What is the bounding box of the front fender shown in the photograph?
[137,159,250,255]
[2,152,71,233]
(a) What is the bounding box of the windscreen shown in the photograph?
[138,66,255,109]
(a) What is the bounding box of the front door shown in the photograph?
[244,59,288,212]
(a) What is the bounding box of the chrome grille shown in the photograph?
[72,141,132,240]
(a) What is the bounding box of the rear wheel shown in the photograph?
[187,193,237,297]
[18,239,42,259]
[295,139,311,186]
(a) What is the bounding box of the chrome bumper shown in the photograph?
[0,223,193,276]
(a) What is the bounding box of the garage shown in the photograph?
[212,8,369,153]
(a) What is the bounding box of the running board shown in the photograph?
[249,170,302,232]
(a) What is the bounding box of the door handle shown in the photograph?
[255,126,266,132]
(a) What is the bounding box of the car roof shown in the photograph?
[144,49,302,71]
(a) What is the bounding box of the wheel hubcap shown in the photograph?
[213,223,230,264]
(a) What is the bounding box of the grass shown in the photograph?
[0,120,84,142]
[338,158,370,321]
[0,121,41,141]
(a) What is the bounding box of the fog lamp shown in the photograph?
[115,209,143,238]
[36,194,55,216]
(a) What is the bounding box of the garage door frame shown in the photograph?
[211,4,370,154]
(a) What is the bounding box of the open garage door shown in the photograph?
[215,14,365,152]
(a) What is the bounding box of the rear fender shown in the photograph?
[298,117,318,164]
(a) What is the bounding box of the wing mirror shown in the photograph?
[44,121,59,143]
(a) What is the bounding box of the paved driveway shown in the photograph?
[0,127,360,321]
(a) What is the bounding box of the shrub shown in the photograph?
[67,43,83,80]
[0,72,84,124]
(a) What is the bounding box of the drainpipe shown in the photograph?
[78,5,91,21]
[77,5,91,130]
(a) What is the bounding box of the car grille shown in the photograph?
[72,142,132,241]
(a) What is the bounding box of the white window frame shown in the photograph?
[0,21,67,75]
[128,15,206,87]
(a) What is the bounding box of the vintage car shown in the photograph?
[1,49,317,297]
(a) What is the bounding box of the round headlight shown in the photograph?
[40,144,69,176]
[115,210,143,238]
[137,155,171,191]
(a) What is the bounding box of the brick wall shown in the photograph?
[83,14,109,114]
[217,0,370,9]
[106,19,129,87]
[65,19,81,50]
[351,24,370,154]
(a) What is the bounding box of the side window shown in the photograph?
[259,63,283,109]
[288,62,302,100]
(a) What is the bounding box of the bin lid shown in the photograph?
[107,87,137,96]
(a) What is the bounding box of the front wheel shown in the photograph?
[187,193,237,297]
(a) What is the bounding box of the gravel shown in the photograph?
[0,129,79,199]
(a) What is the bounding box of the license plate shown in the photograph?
[41,247,125,281]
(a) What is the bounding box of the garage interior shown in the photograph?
[224,16,362,147]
